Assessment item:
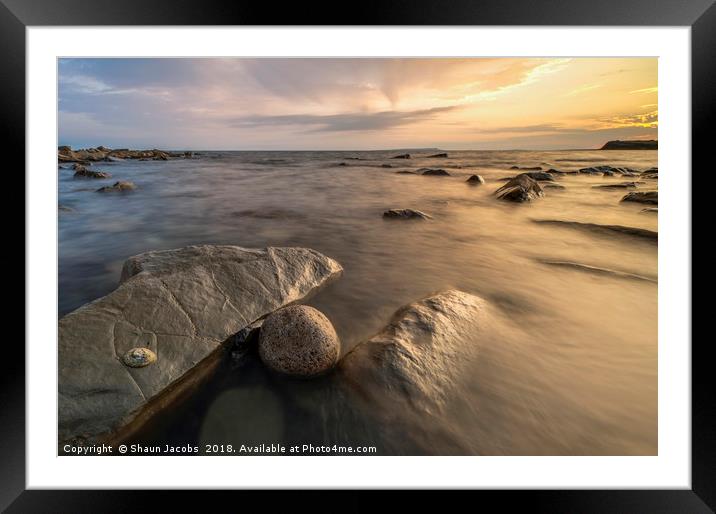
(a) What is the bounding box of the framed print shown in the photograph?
[4,0,712,510]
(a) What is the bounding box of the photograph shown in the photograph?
[56,56,660,457]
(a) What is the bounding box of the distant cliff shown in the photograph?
[601,140,657,150]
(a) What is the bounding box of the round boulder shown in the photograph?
[258,305,340,377]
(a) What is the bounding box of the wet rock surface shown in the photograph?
[466,174,485,185]
[538,260,657,283]
[592,182,641,189]
[58,245,342,444]
[621,191,658,205]
[383,209,433,220]
[533,219,657,242]
[338,290,505,453]
[74,165,112,179]
[96,181,137,193]
[420,168,451,176]
[495,174,544,202]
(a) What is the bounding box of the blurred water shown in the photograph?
[59,149,658,455]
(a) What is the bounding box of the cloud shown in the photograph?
[229,106,458,133]
[629,86,658,94]
[597,110,658,128]
[565,83,602,97]
[471,123,570,134]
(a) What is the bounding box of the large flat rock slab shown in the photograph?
[59,245,342,445]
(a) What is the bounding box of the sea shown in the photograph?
[58,149,658,455]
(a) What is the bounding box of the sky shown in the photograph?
[58,57,657,151]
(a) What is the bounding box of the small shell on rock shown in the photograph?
[122,347,157,368]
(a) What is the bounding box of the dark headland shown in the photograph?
[600,140,657,150]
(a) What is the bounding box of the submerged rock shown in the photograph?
[495,174,544,202]
[621,191,658,205]
[392,153,411,159]
[466,174,485,185]
[640,207,658,214]
[519,171,554,181]
[383,209,433,220]
[339,290,501,447]
[592,182,641,189]
[640,168,658,179]
[381,164,393,168]
[533,219,657,243]
[59,245,343,444]
[427,153,448,158]
[74,167,112,179]
[421,168,450,176]
[510,165,542,171]
[395,170,417,174]
[258,305,340,377]
[538,260,657,283]
[96,181,137,193]
[579,165,639,177]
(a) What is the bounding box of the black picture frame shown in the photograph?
[3,0,711,511]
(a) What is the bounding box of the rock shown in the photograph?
[59,245,343,444]
[497,171,554,182]
[258,305,340,377]
[621,191,658,205]
[183,151,193,158]
[592,182,641,189]
[520,171,554,181]
[427,153,448,158]
[395,170,417,174]
[339,290,502,451]
[533,219,657,242]
[58,204,75,212]
[421,168,450,176]
[538,260,657,283]
[640,168,658,179]
[74,167,112,179]
[383,209,433,220]
[391,153,411,159]
[466,174,485,185]
[510,166,542,171]
[494,174,544,202]
[601,139,657,150]
[640,207,658,213]
[58,145,72,153]
[338,162,348,166]
[121,347,157,368]
[381,164,393,168]
[579,165,639,177]
[96,181,137,193]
